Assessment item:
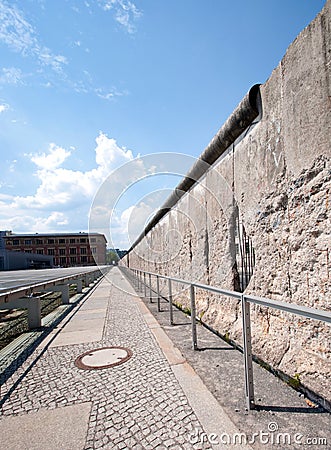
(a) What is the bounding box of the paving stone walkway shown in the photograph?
[0,268,241,450]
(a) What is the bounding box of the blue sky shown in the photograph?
[0,0,326,249]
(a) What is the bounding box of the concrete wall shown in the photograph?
[125,1,331,406]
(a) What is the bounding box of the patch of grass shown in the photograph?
[199,310,206,320]
[288,373,301,389]
[224,331,230,343]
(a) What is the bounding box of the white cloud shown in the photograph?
[29,143,71,170]
[9,159,17,172]
[71,73,128,101]
[0,102,8,113]
[0,1,36,54]
[94,132,133,170]
[0,67,24,85]
[109,202,155,248]
[0,132,146,240]
[95,87,128,100]
[4,132,135,218]
[38,50,68,73]
[99,0,142,34]
[0,1,67,74]
[42,212,69,227]
[0,207,69,233]
[0,2,129,100]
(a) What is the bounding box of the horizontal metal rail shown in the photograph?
[126,267,331,411]
[0,267,109,330]
[128,268,331,323]
[0,267,107,305]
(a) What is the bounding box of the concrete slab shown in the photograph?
[61,317,105,332]
[79,299,108,310]
[47,328,104,347]
[37,294,108,349]
[37,282,109,347]
[0,402,92,450]
[73,308,106,317]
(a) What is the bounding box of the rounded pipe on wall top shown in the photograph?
[129,84,262,252]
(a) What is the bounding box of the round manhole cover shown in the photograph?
[75,346,132,370]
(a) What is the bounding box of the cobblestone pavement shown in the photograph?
[0,269,214,449]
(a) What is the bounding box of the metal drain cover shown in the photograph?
[75,346,132,370]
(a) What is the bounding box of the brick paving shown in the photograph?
[0,269,212,449]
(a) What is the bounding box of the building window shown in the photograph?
[81,256,87,263]
[36,249,44,255]
[70,248,76,255]
[60,257,66,265]
[36,239,43,245]
[13,240,19,245]
[47,239,54,244]
[91,247,96,254]
[48,249,55,255]
[70,238,76,243]
[70,256,77,264]
[80,247,87,254]
[59,248,66,255]
[59,238,65,244]
[90,238,96,243]
[24,239,32,245]
[80,238,87,243]
[25,249,32,253]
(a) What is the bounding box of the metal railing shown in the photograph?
[0,267,108,329]
[124,267,331,411]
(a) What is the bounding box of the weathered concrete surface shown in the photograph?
[125,1,331,408]
[38,281,109,348]
[0,402,92,450]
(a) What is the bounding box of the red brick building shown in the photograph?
[3,232,107,267]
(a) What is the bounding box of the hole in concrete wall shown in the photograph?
[235,218,255,292]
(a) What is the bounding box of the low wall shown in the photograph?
[124,1,331,407]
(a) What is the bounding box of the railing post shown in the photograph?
[144,272,147,298]
[168,278,174,325]
[149,273,152,303]
[241,294,255,410]
[27,296,41,329]
[156,275,161,312]
[190,284,198,350]
[76,279,83,294]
